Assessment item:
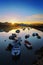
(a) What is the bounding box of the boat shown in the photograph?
[24,40,32,49]
[11,45,21,56]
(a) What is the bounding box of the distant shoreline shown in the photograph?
[0,22,43,32]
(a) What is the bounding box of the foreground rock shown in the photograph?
[9,34,17,40]
[6,44,13,51]
[33,47,43,65]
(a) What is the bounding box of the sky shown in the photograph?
[0,0,43,23]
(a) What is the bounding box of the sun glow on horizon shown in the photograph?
[11,22,15,24]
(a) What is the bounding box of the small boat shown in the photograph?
[16,30,20,33]
[11,45,21,56]
[25,34,30,39]
[24,40,32,49]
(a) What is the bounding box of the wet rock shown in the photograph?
[16,30,20,33]
[4,40,6,42]
[6,44,13,51]
[23,28,25,30]
[32,33,36,36]
[37,36,41,39]
[32,33,39,37]
[9,34,17,40]
[12,34,17,37]
[25,34,30,39]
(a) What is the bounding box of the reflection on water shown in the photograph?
[0,27,43,65]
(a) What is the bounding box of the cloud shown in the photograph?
[0,14,43,23]
[0,14,21,22]
[26,14,43,21]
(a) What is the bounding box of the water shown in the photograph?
[0,28,43,65]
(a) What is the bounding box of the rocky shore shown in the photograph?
[33,47,43,65]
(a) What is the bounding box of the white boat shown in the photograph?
[24,40,32,49]
[11,45,21,56]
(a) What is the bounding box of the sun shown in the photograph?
[11,22,14,25]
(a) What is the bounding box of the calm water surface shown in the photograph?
[0,28,43,65]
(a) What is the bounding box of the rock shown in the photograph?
[16,30,20,33]
[6,44,13,51]
[25,34,30,39]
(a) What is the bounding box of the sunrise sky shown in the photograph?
[0,0,43,24]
